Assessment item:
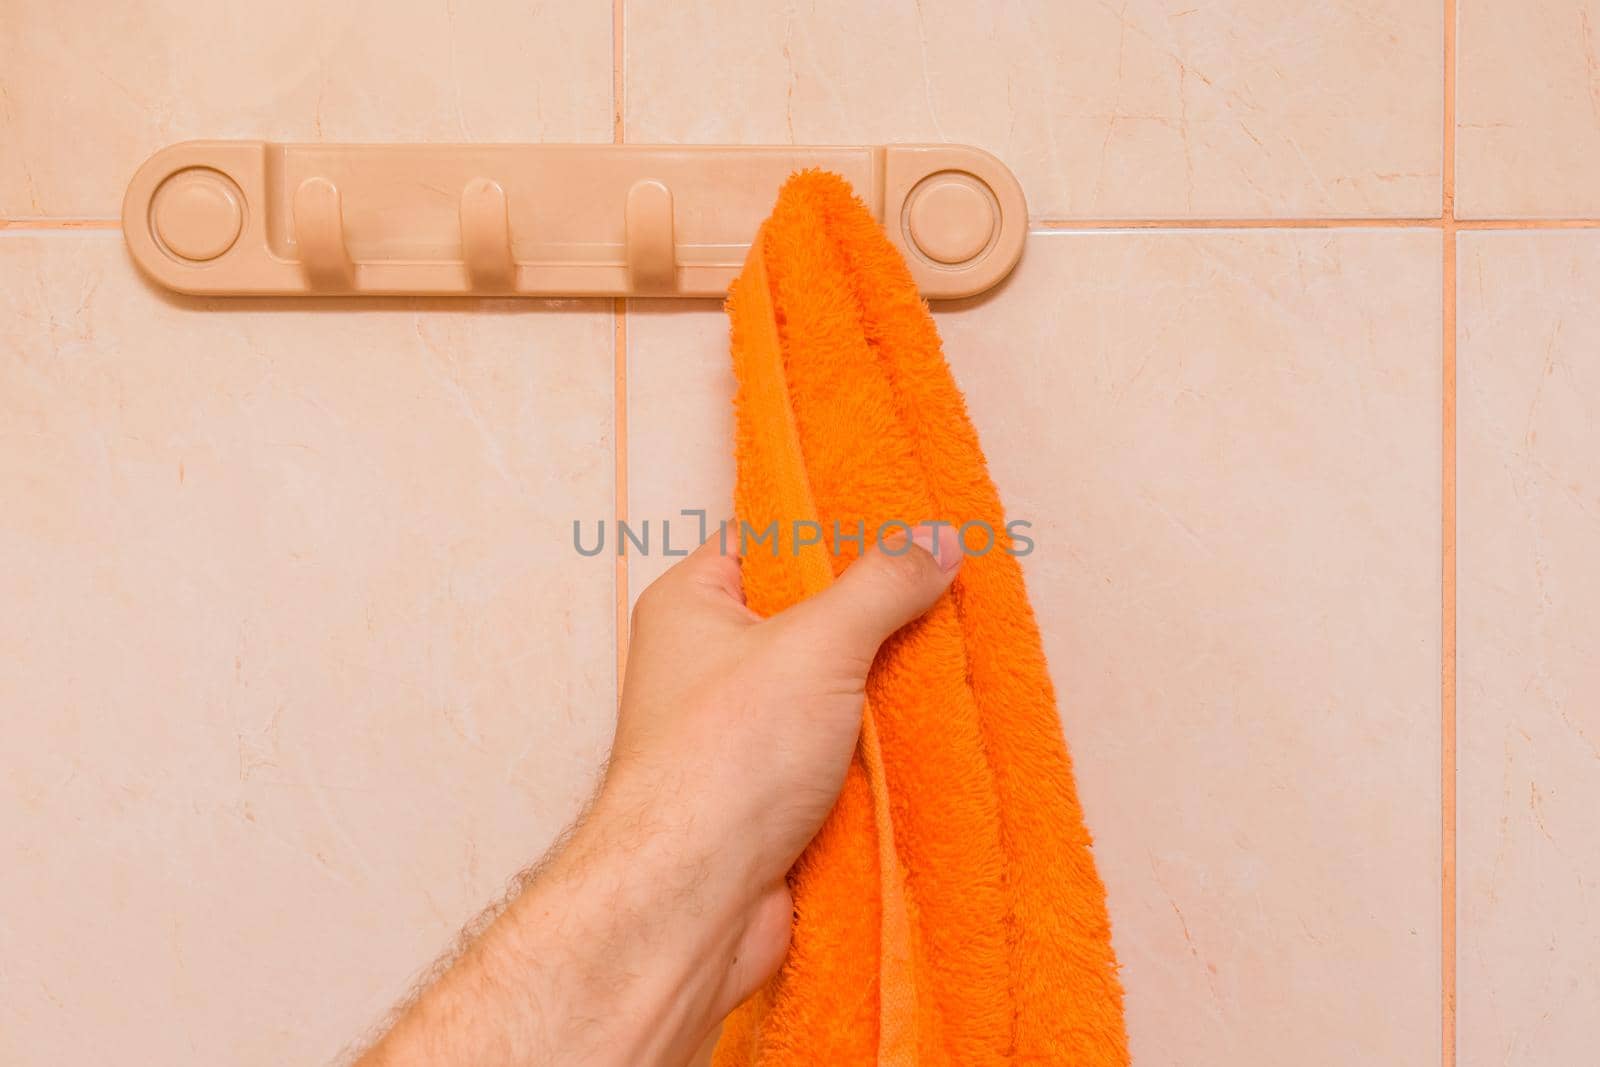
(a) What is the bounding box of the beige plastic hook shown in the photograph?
[293,177,356,289]
[459,178,516,290]
[625,179,677,292]
[123,142,1027,299]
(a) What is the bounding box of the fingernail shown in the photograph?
[910,522,963,572]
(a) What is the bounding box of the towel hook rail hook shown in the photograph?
[460,178,517,291]
[292,177,356,290]
[625,178,677,293]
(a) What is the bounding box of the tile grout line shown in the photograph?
[1442,0,1459,1063]
[0,219,122,229]
[1036,218,1600,231]
[1037,217,1445,229]
[1442,232,1459,1062]
[613,297,629,686]
[612,0,630,692]
[9,218,1600,234]
[1457,218,1600,229]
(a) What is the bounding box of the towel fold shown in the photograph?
[713,170,1127,1067]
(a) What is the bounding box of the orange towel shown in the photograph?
[713,171,1128,1066]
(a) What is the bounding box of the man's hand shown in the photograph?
[354,523,962,1067]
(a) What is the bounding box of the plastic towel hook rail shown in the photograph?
[123,141,1026,300]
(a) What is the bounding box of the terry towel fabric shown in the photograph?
[712,171,1129,1067]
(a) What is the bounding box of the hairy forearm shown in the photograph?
[354,787,755,1067]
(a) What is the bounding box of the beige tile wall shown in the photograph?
[0,236,618,1065]
[1457,230,1600,1067]
[624,0,1444,219]
[0,2,615,218]
[1457,0,1600,217]
[2,2,1596,1065]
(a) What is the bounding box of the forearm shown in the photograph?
[356,790,751,1067]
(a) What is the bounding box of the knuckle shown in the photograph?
[873,547,934,591]
[630,580,669,629]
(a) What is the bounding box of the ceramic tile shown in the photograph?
[625,300,734,602]
[0,233,617,1065]
[1457,0,1600,218]
[627,230,1443,1062]
[949,232,1441,1063]
[1458,231,1600,1065]
[0,2,613,218]
[623,1,1443,220]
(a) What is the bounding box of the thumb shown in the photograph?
[774,522,964,656]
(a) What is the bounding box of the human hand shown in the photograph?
[600,522,964,1016]
[353,522,961,1067]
